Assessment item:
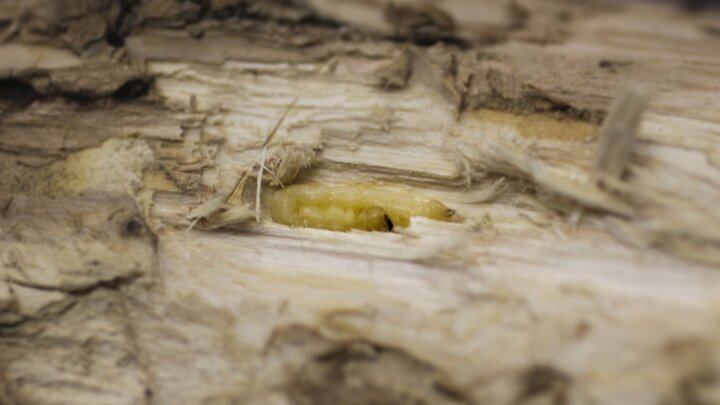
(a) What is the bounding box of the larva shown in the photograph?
[269,184,456,232]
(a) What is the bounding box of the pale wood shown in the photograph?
[2,1,720,404]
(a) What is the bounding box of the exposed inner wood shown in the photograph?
[1,1,720,404]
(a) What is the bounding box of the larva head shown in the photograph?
[426,200,457,221]
[358,206,393,232]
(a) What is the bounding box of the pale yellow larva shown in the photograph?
[269,184,456,232]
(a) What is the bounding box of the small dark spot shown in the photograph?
[1,195,13,217]
[0,78,38,105]
[701,23,720,38]
[144,388,154,398]
[106,30,125,47]
[518,365,571,404]
[122,217,145,237]
[598,59,632,74]
[188,27,205,39]
[574,321,591,339]
[113,79,150,100]
[384,214,394,232]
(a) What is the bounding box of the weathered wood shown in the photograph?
[2,1,720,404]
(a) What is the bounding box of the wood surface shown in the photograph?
[1,1,720,404]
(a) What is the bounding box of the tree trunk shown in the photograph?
[2,1,720,404]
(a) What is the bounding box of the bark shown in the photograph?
[2,1,720,404]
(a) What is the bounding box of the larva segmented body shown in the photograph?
[269,184,456,232]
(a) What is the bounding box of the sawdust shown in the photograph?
[0,138,154,198]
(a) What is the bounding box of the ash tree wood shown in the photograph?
[2,1,720,404]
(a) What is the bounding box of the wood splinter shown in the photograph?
[592,85,651,182]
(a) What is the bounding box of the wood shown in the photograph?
[1,1,720,404]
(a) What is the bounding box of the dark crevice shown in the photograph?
[294,14,344,29]
[0,300,79,333]
[121,217,146,238]
[384,215,394,231]
[0,79,38,106]
[209,1,345,30]
[2,72,143,107]
[69,274,145,296]
[113,79,151,101]
[238,12,343,29]
[384,34,471,49]
[41,77,153,105]
[107,0,142,48]
[106,30,125,47]
[1,273,143,306]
